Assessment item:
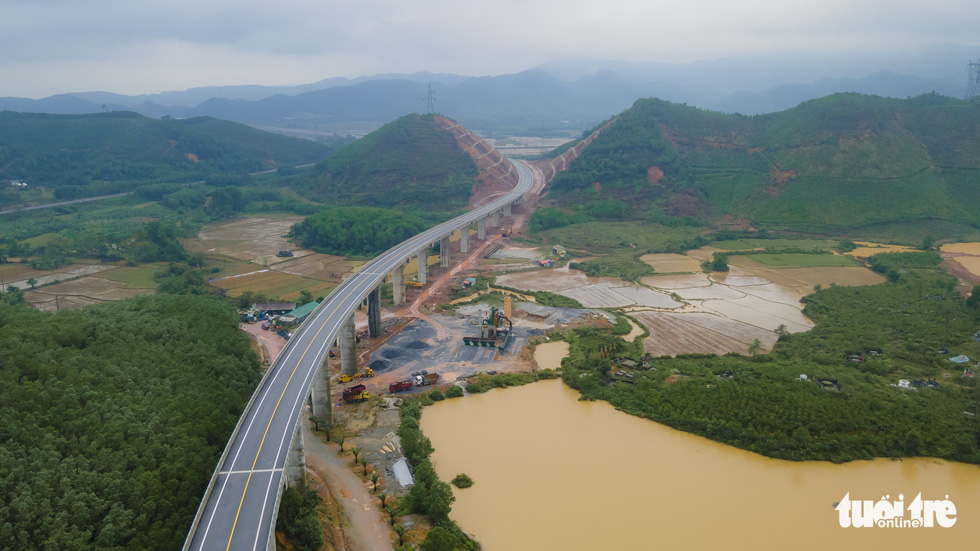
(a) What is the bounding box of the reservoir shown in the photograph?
[422,379,980,550]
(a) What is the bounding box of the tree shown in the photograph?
[922,234,935,250]
[26,277,37,289]
[748,339,761,355]
[350,446,361,465]
[378,491,388,511]
[333,432,346,453]
[299,290,314,304]
[386,504,397,526]
[359,456,369,476]
[394,524,406,547]
[309,415,321,432]
[371,472,380,492]
[421,526,458,551]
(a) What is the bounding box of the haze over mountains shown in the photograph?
[2,44,976,135]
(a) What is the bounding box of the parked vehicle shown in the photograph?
[353,366,375,379]
[338,374,353,383]
[414,373,440,386]
[342,384,369,403]
[389,380,413,393]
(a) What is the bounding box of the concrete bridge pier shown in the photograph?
[440,236,451,267]
[392,263,405,305]
[339,313,356,376]
[286,421,306,488]
[491,210,500,227]
[503,203,512,217]
[417,251,427,284]
[367,286,382,338]
[478,218,486,240]
[460,228,470,253]
[311,355,332,425]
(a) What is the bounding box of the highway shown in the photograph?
[184,159,533,550]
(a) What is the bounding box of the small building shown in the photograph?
[8,180,27,189]
[287,300,320,324]
[552,245,567,258]
[254,302,296,317]
[897,379,911,389]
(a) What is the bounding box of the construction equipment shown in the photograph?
[406,279,424,287]
[354,366,375,379]
[463,305,513,349]
[338,374,354,383]
[342,384,370,403]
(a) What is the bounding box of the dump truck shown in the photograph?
[414,373,439,387]
[342,384,369,403]
[389,380,413,393]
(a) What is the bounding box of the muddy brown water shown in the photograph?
[532,341,569,370]
[423,380,980,550]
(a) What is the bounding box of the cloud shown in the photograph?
[1,0,978,97]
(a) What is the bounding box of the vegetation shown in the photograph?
[450,474,473,489]
[561,253,980,464]
[290,206,430,256]
[541,93,980,242]
[571,257,655,281]
[276,487,324,551]
[304,114,478,212]
[0,111,330,204]
[0,294,261,550]
[397,400,476,550]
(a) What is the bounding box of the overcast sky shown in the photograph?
[2,0,978,98]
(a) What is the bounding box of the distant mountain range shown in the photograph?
[2,44,976,135]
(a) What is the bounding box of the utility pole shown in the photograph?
[424,83,436,114]
[966,60,980,101]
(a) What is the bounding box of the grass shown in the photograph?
[535,221,704,281]
[539,221,702,256]
[711,239,838,251]
[747,253,861,267]
[99,265,162,289]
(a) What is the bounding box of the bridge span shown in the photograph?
[184,159,534,550]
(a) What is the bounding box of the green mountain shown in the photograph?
[0,111,331,199]
[545,93,980,238]
[305,114,478,212]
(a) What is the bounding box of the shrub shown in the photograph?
[451,473,474,488]
[445,385,464,398]
[428,389,446,401]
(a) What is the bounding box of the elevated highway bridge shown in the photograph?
[184,159,534,551]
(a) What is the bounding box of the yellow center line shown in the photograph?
[224,271,382,550]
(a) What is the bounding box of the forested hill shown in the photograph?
[0,294,261,550]
[0,111,331,199]
[304,113,479,212]
[545,93,980,238]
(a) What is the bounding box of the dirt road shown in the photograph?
[302,419,393,551]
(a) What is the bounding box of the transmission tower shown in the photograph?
[966,60,980,101]
[424,83,436,114]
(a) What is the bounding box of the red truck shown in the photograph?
[342,384,369,403]
[389,380,413,393]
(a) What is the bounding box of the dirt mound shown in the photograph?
[406,340,430,349]
[368,359,392,372]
